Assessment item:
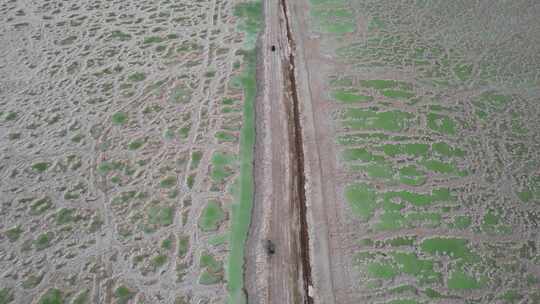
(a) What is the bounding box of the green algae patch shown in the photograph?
[200,252,224,285]
[398,165,427,186]
[337,133,390,145]
[310,5,356,34]
[374,211,442,231]
[3,111,17,122]
[5,226,23,242]
[128,72,146,82]
[421,160,454,174]
[364,162,395,180]
[498,290,523,303]
[392,252,441,283]
[143,36,163,44]
[151,254,168,269]
[360,251,441,284]
[406,212,441,228]
[384,188,451,207]
[111,191,139,206]
[403,143,430,156]
[366,262,398,279]
[55,208,76,225]
[97,160,124,175]
[342,109,414,132]
[186,174,195,189]
[190,151,202,170]
[319,18,356,34]
[170,86,192,104]
[453,63,473,81]
[382,89,415,99]
[368,16,385,30]
[199,201,226,231]
[234,1,262,48]
[111,112,128,125]
[159,176,177,188]
[127,139,144,150]
[227,4,260,301]
[147,205,174,227]
[329,75,354,86]
[342,148,376,162]
[30,197,53,215]
[386,236,416,247]
[199,271,223,285]
[114,286,134,304]
[199,270,223,285]
[215,131,237,143]
[38,288,63,304]
[201,252,223,272]
[420,237,478,262]
[381,199,405,212]
[517,190,532,203]
[427,113,456,135]
[345,183,377,220]
[161,237,172,250]
[177,235,189,258]
[479,91,512,109]
[424,288,442,298]
[209,234,228,246]
[482,210,499,226]
[0,288,14,303]
[381,144,401,157]
[332,90,373,103]
[110,30,131,41]
[448,269,483,290]
[223,98,235,105]
[421,160,466,176]
[32,162,51,173]
[178,126,190,139]
[452,216,472,229]
[360,79,399,90]
[481,210,511,235]
[381,143,429,157]
[211,152,235,182]
[72,290,89,304]
[432,142,465,157]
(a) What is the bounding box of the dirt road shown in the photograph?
[245,0,311,303]
[246,0,367,302]
[286,0,351,302]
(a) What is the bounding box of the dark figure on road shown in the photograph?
[265,239,276,255]
[271,45,276,52]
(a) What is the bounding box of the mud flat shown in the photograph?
[288,0,540,303]
[0,0,261,303]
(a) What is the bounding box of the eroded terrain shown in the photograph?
[0,0,260,303]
